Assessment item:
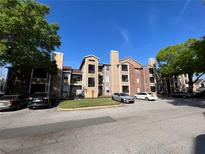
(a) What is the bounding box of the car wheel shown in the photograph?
[121,99,125,103]
[112,97,114,100]
[145,97,149,101]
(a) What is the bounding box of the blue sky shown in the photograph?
[40,0,205,69]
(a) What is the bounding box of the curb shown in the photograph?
[57,104,122,111]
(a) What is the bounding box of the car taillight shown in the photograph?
[10,99,15,104]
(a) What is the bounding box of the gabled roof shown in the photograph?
[84,54,99,60]
[63,66,82,74]
[119,57,143,68]
[72,69,82,74]
[63,66,72,71]
[79,54,99,70]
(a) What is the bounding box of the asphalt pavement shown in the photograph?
[0,98,205,154]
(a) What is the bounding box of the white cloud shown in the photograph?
[177,0,192,23]
[147,6,160,31]
[120,29,129,43]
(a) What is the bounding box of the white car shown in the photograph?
[135,92,158,101]
[112,93,135,103]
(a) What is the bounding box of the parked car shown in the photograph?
[0,91,5,97]
[112,93,135,103]
[196,87,205,93]
[27,92,52,109]
[135,92,158,101]
[195,89,205,98]
[168,92,193,98]
[0,95,27,111]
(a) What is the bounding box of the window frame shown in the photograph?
[121,64,128,71]
[88,64,95,73]
[88,77,95,87]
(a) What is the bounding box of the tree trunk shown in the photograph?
[188,73,193,94]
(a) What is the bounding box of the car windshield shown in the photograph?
[31,93,47,97]
[120,93,129,96]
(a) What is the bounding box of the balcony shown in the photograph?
[71,80,82,86]
[31,78,48,84]
[98,75,103,85]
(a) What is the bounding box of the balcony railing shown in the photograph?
[31,78,48,84]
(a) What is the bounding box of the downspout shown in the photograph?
[28,69,33,95]
[143,68,146,92]
[47,73,51,96]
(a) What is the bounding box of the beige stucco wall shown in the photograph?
[110,50,120,94]
[51,52,63,97]
[81,56,99,98]
[62,71,71,98]
[102,65,111,96]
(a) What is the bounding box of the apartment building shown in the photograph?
[52,50,157,98]
[5,50,157,98]
[6,67,51,95]
[157,74,190,94]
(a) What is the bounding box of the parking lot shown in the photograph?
[0,98,205,154]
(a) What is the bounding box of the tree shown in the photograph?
[192,37,205,73]
[0,0,61,74]
[156,39,204,93]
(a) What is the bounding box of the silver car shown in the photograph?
[112,93,135,103]
[0,95,27,111]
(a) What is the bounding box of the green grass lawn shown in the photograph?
[58,98,120,109]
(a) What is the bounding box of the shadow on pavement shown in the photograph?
[194,134,205,154]
[163,97,205,108]
[0,116,116,139]
[194,112,205,154]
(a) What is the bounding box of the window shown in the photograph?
[122,86,129,93]
[151,86,156,92]
[122,75,128,82]
[88,78,95,87]
[98,75,103,84]
[63,72,69,77]
[98,66,103,72]
[106,66,110,71]
[64,77,68,83]
[121,65,128,71]
[88,64,95,73]
[89,59,95,62]
[72,75,82,82]
[63,73,69,81]
[150,77,154,83]
[149,68,154,74]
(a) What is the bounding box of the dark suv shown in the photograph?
[27,92,52,109]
